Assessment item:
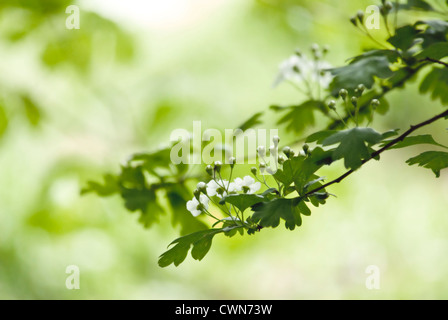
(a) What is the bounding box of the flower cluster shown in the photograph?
[272,44,333,98]
[186,135,283,218]
[186,175,261,217]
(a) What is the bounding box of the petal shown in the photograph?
[243,176,255,186]
[199,194,209,206]
[191,209,201,217]
[249,181,261,193]
[186,199,198,211]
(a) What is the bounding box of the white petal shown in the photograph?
[199,194,209,208]
[243,176,255,186]
[249,182,261,193]
[186,199,198,211]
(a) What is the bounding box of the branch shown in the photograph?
[420,58,448,69]
[283,65,424,148]
[305,107,448,197]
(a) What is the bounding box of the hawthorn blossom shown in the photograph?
[272,54,333,90]
[186,194,209,217]
[206,179,236,198]
[233,176,261,194]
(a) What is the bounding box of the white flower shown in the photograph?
[233,176,261,194]
[206,179,232,198]
[186,194,209,217]
[272,54,333,89]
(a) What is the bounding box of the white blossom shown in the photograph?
[206,179,233,198]
[186,194,209,217]
[272,54,333,89]
[233,176,261,194]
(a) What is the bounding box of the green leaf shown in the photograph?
[81,174,119,196]
[220,193,268,212]
[322,127,383,170]
[381,129,400,140]
[306,130,338,144]
[130,148,172,171]
[349,50,401,64]
[329,56,394,96]
[294,148,333,194]
[381,134,448,149]
[251,197,309,230]
[237,112,263,131]
[167,187,208,235]
[121,187,165,228]
[406,151,448,177]
[415,20,448,48]
[415,42,448,61]
[158,229,224,267]
[419,67,448,105]
[387,25,421,51]
[303,176,326,191]
[274,147,332,194]
[399,0,435,11]
[271,100,324,135]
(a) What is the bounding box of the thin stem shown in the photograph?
[332,109,348,128]
[344,98,354,122]
[205,194,232,217]
[357,24,391,49]
[394,0,399,31]
[287,80,308,96]
[383,14,392,37]
[203,208,221,222]
[328,64,424,130]
[305,108,448,197]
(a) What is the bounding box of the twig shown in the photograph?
[420,57,448,69]
[304,108,448,197]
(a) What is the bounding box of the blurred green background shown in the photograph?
[1,0,448,299]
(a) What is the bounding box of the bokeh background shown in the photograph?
[1,0,448,299]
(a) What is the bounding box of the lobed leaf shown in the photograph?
[158,229,225,267]
[406,151,448,177]
[322,127,383,170]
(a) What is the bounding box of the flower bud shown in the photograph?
[339,89,348,100]
[257,146,266,158]
[214,161,222,173]
[303,143,310,154]
[328,100,336,110]
[295,49,302,57]
[193,189,201,200]
[228,157,236,168]
[357,84,366,93]
[251,167,258,176]
[322,45,330,55]
[351,96,358,107]
[289,149,295,157]
[197,182,207,192]
[385,1,393,11]
[272,135,280,147]
[278,155,285,165]
[371,99,380,109]
[282,146,291,158]
[350,16,358,26]
[205,165,213,176]
[357,10,364,23]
